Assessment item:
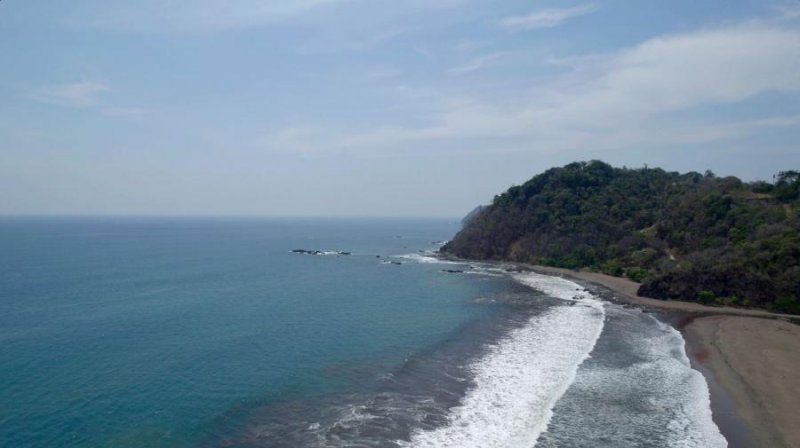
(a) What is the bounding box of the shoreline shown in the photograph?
[521,264,799,448]
[523,264,798,319]
[681,315,800,448]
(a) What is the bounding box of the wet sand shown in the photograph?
[684,316,800,448]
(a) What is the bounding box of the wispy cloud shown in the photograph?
[74,0,350,33]
[453,40,491,53]
[501,4,598,31]
[773,3,800,19]
[448,52,507,75]
[27,80,151,121]
[101,107,152,120]
[364,66,403,80]
[262,23,800,156]
[414,47,433,59]
[659,115,800,145]
[28,80,109,108]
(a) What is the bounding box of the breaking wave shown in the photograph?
[404,272,605,448]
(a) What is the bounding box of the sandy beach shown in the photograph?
[684,316,800,448]
[526,264,800,448]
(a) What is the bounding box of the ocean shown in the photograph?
[0,217,726,447]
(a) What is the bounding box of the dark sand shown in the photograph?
[683,316,800,448]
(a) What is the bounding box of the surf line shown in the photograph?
[404,272,606,448]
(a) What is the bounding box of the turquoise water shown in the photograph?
[0,217,509,447]
[0,217,728,447]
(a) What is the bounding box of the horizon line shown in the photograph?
[0,213,464,220]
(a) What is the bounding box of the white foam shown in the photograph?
[512,271,595,302]
[462,270,504,278]
[395,254,509,276]
[395,253,464,265]
[535,305,727,448]
[403,272,605,448]
[651,319,727,448]
[519,273,726,447]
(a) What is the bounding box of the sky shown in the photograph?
[1,0,799,217]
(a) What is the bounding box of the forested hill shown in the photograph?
[441,161,800,314]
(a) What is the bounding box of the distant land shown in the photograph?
[442,160,800,314]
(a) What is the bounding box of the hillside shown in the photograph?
[442,161,800,314]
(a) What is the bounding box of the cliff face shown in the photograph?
[442,161,800,313]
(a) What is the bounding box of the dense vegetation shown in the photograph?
[442,161,800,314]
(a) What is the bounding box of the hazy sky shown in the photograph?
[2,1,799,217]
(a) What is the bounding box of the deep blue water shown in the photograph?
[0,217,511,447]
